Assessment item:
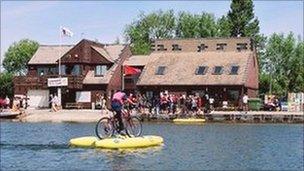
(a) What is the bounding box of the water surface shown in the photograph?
[1,122,303,170]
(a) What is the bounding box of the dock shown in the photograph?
[204,111,304,123]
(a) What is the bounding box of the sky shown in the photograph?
[1,1,303,69]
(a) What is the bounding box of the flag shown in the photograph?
[124,65,141,75]
[61,27,73,37]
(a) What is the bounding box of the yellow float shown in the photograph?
[69,135,163,149]
[173,118,206,124]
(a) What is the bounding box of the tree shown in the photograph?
[176,12,199,38]
[217,15,231,37]
[259,33,304,96]
[227,0,260,38]
[196,12,218,37]
[0,72,13,98]
[125,10,175,55]
[176,12,218,38]
[113,37,120,44]
[3,39,39,75]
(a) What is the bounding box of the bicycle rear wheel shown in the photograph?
[95,117,114,139]
[125,116,142,137]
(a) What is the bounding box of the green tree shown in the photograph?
[176,12,218,38]
[176,12,199,38]
[227,0,260,38]
[3,39,39,75]
[196,12,218,37]
[217,15,231,37]
[0,72,13,98]
[259,33,304,95]
[125,10,175,55]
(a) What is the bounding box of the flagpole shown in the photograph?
[58,26,62,107]
[122,65,124,90]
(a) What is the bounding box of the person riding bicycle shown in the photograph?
[111,90,135,135]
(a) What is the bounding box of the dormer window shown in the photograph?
[155,66,166,75]
[151,44,156,51]
[172,44,182,51]
[195,66,208,75]
[213,66,223,75]
[230,66,239,75]
[95,65,107,76]
[157,45,167,51]
[236,43,248,51]
[216,43,227,51]
[197,44,208,52]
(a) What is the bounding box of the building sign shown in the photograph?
[76,91,91,102]
[47,77,68,87]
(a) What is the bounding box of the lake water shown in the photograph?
[1,122,303,170]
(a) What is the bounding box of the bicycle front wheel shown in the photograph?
[95,117,114,139]
[125,116,142,137]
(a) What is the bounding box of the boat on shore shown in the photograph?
[0,110,21,119]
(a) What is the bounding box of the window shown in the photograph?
[213,66,223,75]
[216,43,227,50]
[172,44,182,51]
[71,65,81,76]
[125,78,134,84]
[155,66,166,75]
[95,65,107,76]
[37,67,48,76]
[151,44,155,51]
[49,67,58,75]
[236,43,248,51]
[60,65,66,75]
[230,66,239,75]
[228,90,239,101]
[195,66,207,75]
[197,44,208,52]
[157,45,167,51]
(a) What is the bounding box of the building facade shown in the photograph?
[124,37,259,108]
[13,37,259,109]
[14,39,131,109]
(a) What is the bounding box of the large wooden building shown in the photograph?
[14,37,259,109]
[124,37,259,108]
[14,39,131,109]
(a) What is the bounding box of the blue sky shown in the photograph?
[1,0,303,67]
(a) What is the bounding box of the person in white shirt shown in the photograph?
[242,93,249,111]
[5,96,10,109]
[50,94,58,112]
[209,97,214,111]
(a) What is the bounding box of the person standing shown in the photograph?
[5,96,10,109]
[209,97,214,111]
[242,93,249,111]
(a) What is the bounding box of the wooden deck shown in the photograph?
[204,111,304,123]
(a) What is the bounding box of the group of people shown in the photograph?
[112,91,217,117]
[0,95,28,112]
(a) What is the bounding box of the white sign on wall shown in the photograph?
[76,91,91,102]
[47,77,68,87]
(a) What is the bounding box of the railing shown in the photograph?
[14,75,84,89]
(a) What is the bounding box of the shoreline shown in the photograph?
[1,109,303,124]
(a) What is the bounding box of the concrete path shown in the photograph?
[21,109,110,123]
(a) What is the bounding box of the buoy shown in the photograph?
[173,118,206,124]
[69,135,163,149]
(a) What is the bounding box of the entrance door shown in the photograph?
[27,90,50,109]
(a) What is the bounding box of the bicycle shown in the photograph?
[95,108,142,139]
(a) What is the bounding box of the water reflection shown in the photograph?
[94,146,163,170]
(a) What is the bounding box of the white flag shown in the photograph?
[61,27,73,37]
